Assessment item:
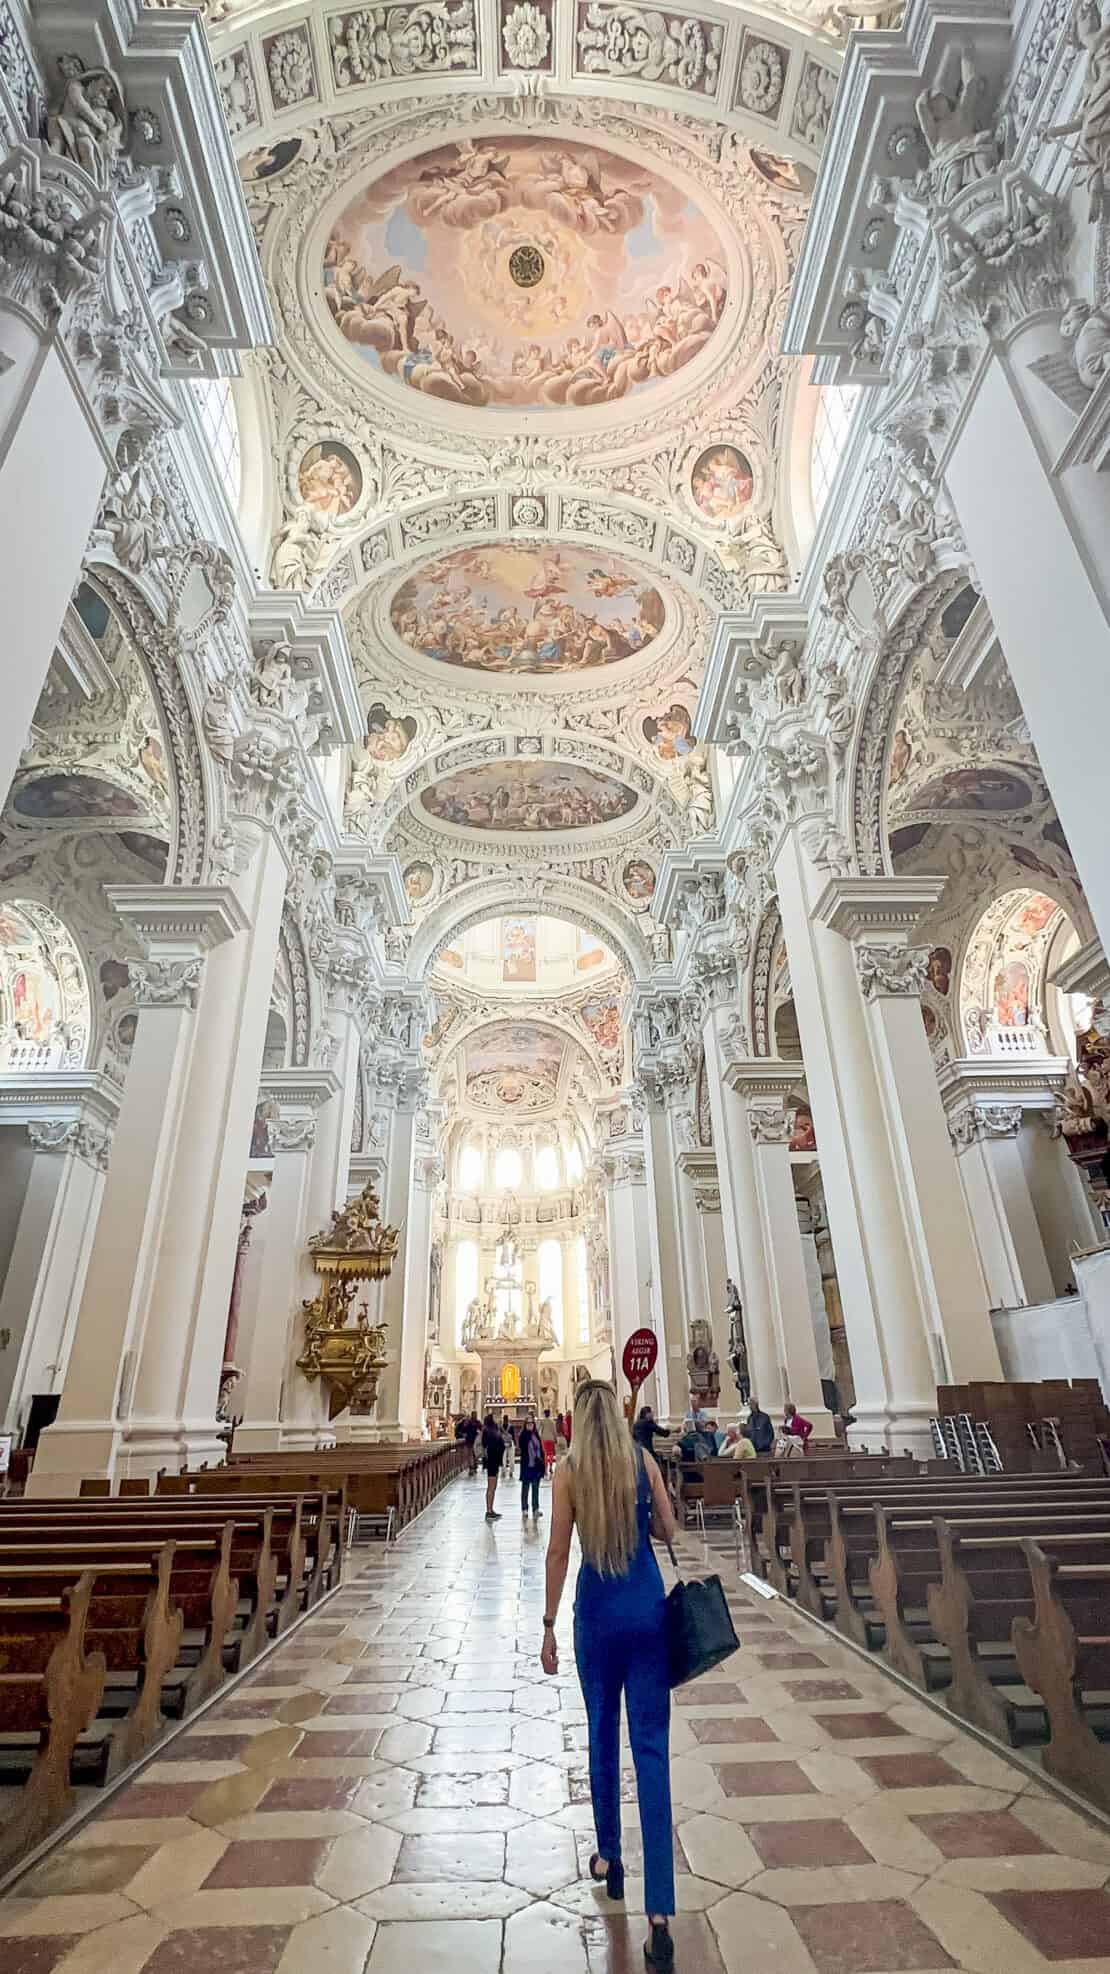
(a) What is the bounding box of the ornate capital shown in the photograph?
[855,944,929,1000]
[27,1118,112,1171]
[0,144,110,334]
[130,956,205,1008]
[948,1101,1024,1149]
[748,1101,795,1146]
[271,1114,317,1153]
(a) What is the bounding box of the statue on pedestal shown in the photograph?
[686,1318,721,1410]
[726,1277,750,1405]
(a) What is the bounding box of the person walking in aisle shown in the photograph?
[501,1413,516,1479]
[461,1409,481,1474]
[541,1379,678,1971]
[519,1411,545,1518]
[539,1408,558,1476]
[481,1413,504,1521]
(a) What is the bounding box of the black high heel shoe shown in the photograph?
[589,1853,625,1900]
[645,1921,674,1969]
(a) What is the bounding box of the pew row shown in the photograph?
[0,1488,341,1878]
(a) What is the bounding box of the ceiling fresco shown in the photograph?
[419,760,639,833]
[323,137,729,414]
[463,1019,566,1109]
[389,543,666,677]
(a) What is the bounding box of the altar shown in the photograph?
[461,1224,559,1419]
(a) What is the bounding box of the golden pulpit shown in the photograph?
[296,1179,398,1418]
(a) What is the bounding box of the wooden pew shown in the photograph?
[924,1519,1110,1745]
[1013,1539,1110,1812]
[0,1572,106,1874]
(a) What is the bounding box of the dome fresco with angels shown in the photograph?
[323,136,729,413]
[389,543,666,677]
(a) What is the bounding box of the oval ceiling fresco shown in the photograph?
[323,137,729,413]
[390,543,666,677]
[420,760,638,833]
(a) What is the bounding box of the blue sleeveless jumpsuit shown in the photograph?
[573,1456,675,1917]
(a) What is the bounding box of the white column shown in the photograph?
[732,1076,836,1434]
[0,293,109,812]
[234,1072,342,1454]
[643,1102,693,1403]
[700,1008,785,1413]
[29,892,244,1493]
[945,344,1110,957]
[396,1151,439,1439]
[0,1118,111,1435]
[354,1101,415,1440]
[604,1153,668,1415]
[774,840,952,1454]
[122,840,288,1475]
[948,1101,1055,1311]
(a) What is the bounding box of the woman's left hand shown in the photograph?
[541,1630,559,1675]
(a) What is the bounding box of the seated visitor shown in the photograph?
[782,1401,813,1447]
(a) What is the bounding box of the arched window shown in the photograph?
[575,1236,590,1347]
[538,1238,563,1347]
[191,378,241,511]
[0,901,90,1073]
[494,1144,522,1191]
[565,1139,584,1184]
[535,1142,561,1191]
[455,1239,480,1347]
[811,386,860,522]
[458,1141,485,1193]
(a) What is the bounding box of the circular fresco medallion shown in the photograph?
[390,543,666,678]
[509,243,545,288]
[421,761,637,833]
[240,137,302,183]
[323,136,729,413]
[403,859,435,903]
[622,857,656,904]
[298,440,362,517]
[691,444,754,524]
[749,149,816,198]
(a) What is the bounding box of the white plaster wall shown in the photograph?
[1017,1122,1104,1295]
[0,1130,35,1409]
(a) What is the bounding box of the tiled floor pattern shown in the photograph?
[3,1476,1110,1972]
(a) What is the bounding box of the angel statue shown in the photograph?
[47,57,127,188]
[1048,0,1110,224]
[271,506,329,591]
[725,1277,750,1405]
[915,51,998,204]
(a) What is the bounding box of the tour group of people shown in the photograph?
[453,1404,572,1521]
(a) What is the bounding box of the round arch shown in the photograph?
[0,898,92,1073]
[409,878,652,983]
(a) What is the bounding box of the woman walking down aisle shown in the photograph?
[541,1379,678,1971]
[519,1409,545,1516]
[482,1412,504,1521]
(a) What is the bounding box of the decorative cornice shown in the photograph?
[27,1116,113,1172]
[106,884,249,959]
[937,1057,1070,1113]
[724,1056,806,1101]
[258,1069,342,1110]
[813,874,946,942]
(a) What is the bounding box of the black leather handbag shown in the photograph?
[662,1537,740,1689]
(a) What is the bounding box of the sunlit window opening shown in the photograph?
[538,1238,563,1347]
[565,1140,584,1184]
[191,378,241,510]
[535,1142,561,1191]
[575,1236,590,1347]
[494,1145,523,1191]
[455,1239,479,1348]
[458,1141,484,1193]
[811,386,860,521]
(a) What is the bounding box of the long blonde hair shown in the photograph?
[569,1380,639,1577]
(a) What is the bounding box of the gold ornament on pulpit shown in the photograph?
[296,1179,398,1417]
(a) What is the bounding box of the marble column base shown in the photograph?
[847,1398,936,1461]
[27,1416,228,1492]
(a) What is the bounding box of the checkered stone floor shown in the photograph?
[3,1474,1110,1973]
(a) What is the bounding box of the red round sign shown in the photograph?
[622,1327,659,1390]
